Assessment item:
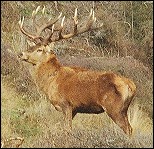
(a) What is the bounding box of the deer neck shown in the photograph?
[35,56,61,91]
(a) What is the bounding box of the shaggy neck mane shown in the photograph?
[35,56,61,91]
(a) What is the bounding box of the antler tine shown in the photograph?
[41,6,46,24]
[61,16,65,28]
[57,8,78,41]
[37,12,62,36]
[19,16,38,40]
[73,8,78,24]
[27,5,49,41]
[52,24,54,33]
[32,6,41,33]
[41,12,63,44]
[36,6,41,14]
[77,8,103,34]
[19,6,63,45]
[47,12,62,28]
[44,24,55,44]
[73,8,78,34]
[57,16,65,39]
[32,6,40,18]
[89,9,93,18]
[42,12,63,44]
[18,6,43,43]
[42,6,45,14]
[84,9,95,29]
[54,8,102,41]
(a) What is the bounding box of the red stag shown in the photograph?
[18,6,136,136]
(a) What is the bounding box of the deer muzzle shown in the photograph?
[18,52,29,61]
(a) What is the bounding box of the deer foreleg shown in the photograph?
[63,105,73,131]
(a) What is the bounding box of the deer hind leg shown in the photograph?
[101,96,132,136]
[106,109,132,136]
[121,97,134,136]
[122,111,132,136]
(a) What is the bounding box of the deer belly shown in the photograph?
[76,104,104,114]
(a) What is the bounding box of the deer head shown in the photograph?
[18,44,55,65]
[18,6,103,65]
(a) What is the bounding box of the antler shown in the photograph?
[19,6,62,44]
[19,6,103,45]
[57,8,103,41]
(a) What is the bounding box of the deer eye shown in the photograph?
[37,49,42,52]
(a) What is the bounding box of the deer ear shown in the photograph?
[46,43,54,53]
[46,45,54,54]
[49,42,55,49]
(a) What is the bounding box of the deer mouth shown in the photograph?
[23,59,36,66]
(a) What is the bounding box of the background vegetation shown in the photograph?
[1,1,153,148]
